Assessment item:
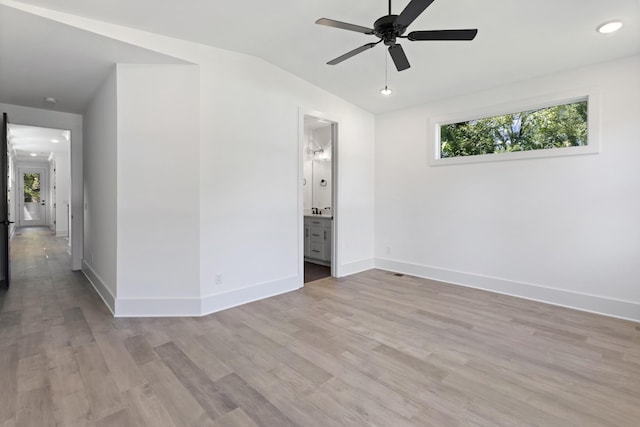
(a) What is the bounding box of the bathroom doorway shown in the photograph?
[301,113,337,283]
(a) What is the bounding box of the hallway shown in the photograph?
[0,227,113,426]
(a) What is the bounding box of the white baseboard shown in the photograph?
[115,295,201,317]
[200,275,301,316]
[56,229,68,237]
[82,260,115,315]
[338,258,375,277]
[111,275,302,317]
[375,258,640,323]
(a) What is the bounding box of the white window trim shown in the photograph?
[427,87,600,166]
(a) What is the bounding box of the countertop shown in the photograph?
[304,214,333,220]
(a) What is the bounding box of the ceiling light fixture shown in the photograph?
[380,51,393,96]
[30,153,37,157]
[50,139,60,143]
[596,20,623,34]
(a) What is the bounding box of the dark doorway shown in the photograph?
[304,262,330,283]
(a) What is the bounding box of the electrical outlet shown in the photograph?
[215,273,223,285]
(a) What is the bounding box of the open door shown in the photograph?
[1,113,11,288]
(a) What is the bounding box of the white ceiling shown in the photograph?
[1,0,639,114]
[0,3,189,114]
[8,124,69,161]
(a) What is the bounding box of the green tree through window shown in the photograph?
[440,101,588,158]
[23,173,41,203]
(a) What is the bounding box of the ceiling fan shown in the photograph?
[316,0,478,72]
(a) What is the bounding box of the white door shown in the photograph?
[19,167,48,227]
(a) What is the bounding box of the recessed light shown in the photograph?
[30,153,37,157]
[380,86,392,96]
[44,96,57,104]
[50,139,59,143]
[597,20,623,34]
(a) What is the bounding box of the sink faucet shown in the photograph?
[312,207,319,214]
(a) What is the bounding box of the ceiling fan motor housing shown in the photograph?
[373,15,407,45]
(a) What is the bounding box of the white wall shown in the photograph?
[198,49,375,313]
[82,68,117,303]
[20,6,374,315]
[0,102,83,270]
[116,64,200,313]
[375,55,640,321]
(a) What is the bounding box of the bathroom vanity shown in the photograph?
[304,215,332,265]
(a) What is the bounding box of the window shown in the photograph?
[428,90,599,165]
[23,172,41,203]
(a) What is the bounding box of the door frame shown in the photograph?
[298,108,339,283]
[1,113,10,288]
[17,164,49,227]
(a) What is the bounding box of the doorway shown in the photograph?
[301,113,338,284]
[0,107,80,274]
[18,167,48,227]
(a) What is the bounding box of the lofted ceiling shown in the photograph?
[1,0,639,114]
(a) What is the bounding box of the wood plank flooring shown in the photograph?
[1,227,640,426]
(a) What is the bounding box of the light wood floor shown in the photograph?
[1,228,640,426]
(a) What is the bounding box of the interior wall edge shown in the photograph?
[114,296,201,318]
[110,275,301,317]
[81,259,115,315]
[337,258,375,278]
[375,258,640,323]
[200,275,301,317]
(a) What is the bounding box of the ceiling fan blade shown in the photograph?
[408,29,478,41]
[327,42,379,65]
[396,0,436,28]
[388,44,410,71]
[316,18,374,34]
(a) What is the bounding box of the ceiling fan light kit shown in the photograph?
[316,0,478,72]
